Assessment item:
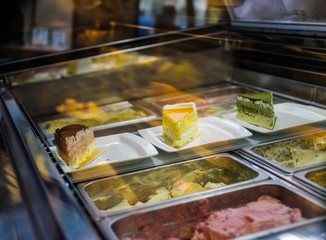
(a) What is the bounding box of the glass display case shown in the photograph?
[0,1,325,239]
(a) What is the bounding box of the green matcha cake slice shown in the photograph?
[236,92,277,130]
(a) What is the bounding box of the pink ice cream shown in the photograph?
[191,195,305,240]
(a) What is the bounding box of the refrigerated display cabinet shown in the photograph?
[0,1,326,239]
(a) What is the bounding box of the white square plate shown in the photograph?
[50,132,158,172]
[138,116,252,153]
[223,102,326,135]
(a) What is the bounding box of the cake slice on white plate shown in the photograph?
[162,102,198,148]
[236,92,277,130]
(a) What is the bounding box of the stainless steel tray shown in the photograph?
[37,101,157,138]
[241,131,326,175]
[99,180,326,240]
[142,86,253,111]
[294,166,326,196]
[77,153,269,221]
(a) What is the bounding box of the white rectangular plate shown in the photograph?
[138,116,252,153]
[223,102,326,134]
[51,132,158,172]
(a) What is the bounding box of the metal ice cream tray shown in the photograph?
[77,153,269,221]
[99,180,326,240]
[241,131,326,175]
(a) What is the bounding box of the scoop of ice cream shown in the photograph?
[252,132,326,168]
[147,187,171,203]
[171,179,204,197]
[107,199,132,212]
[307,170,326,187]
[203,182,225,190]
[191,195,305,240]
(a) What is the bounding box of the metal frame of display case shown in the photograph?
[0,87,102,240]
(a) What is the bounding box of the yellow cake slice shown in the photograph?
[162,102,198,148]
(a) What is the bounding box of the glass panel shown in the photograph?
[0,0,228,64]
[225,0,326,23]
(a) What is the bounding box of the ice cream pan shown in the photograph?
[99,180,326,240]
[294,166,326,196]
[77,153,269,220]
[37,101,157,138]
[242,131,326,175]
[143,86,253,111]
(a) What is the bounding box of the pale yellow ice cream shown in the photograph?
[204,182,225,190]
[307,170,326,187]
[146,187,171,203]
[170,179,204,197]
[101,169,226,212]
[108,199,133,212]
[105,187,171,212]
[252,132,326,168]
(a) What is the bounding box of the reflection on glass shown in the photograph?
[139,0,223,31]
[227,0,326,22]
[32,28,49,46]
[306,168,326,187]
[0,0,229,63]
[52,29,69,49]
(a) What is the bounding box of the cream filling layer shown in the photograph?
[237,112,276,130]
[163,125,198,148]
[237,96,273,110]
